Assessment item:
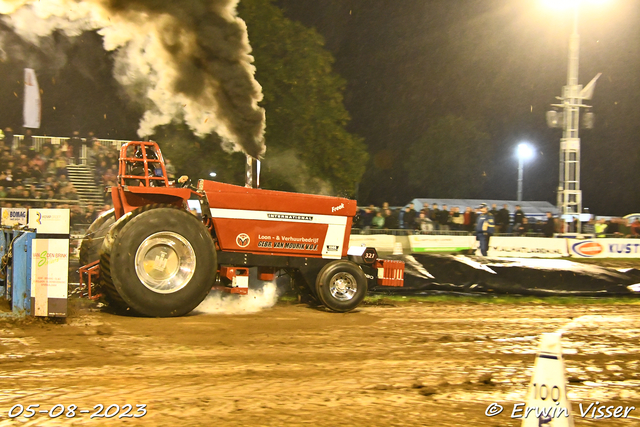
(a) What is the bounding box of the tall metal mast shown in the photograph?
[546,3,601,226]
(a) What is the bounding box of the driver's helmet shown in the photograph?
[133,146,158,160]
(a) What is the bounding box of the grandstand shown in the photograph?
[0,133,127,229]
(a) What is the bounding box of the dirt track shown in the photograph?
[1,300,639,426]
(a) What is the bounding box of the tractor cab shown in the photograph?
[119,141,168,187]
[111,141,195,220]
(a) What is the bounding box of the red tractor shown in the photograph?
[80,141,404,317]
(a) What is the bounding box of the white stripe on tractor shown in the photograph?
[208,208,348,226]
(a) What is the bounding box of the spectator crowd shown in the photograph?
[354,202,640,238]
[0,129,113,228]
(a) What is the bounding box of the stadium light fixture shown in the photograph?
[541,0,610,10]
[517,143,534,202]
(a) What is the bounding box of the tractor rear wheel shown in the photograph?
[315,260,367,312]
[100,205,216,317]
[79,209,115,267]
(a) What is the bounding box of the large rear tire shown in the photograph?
[100,205,216,317]
[315,260,367,313]
[79,209,115,267]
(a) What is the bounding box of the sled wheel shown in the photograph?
[315,260,367,312]
[100,204,216,317]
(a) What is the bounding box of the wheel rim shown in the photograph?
[134,231,196,294]
[329,272,358,301]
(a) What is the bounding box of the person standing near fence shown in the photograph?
[515,217,530,236]
[430,203,440,231]
[384,208,399,230]
[490,203,499,219]
[439,204,450,231]
[543,212,555,237]
[513,205,525,230]
[463,206,475,233]
[497,204,510,233]
[69,131,83,164]
[371,210,385,229]
[416,211,433,232]
[475,203,495,256]
[402,203,417,230]
[22,129,33,152]
[4,127,14,152]
[594,218,607,237]
[451,207,463,230]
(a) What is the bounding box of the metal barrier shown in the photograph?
[0,197,82,207]
[13,134,126,152]
[1,227,36,318]
[352,228,472,236]
[350,228,639,239]
[11,134,126,166]
[351,228,549,237]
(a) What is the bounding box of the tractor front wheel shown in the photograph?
[315,260,367,312]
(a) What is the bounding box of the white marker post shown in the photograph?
[520,333,575,426]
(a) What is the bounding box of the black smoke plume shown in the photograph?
[0,0,266,157]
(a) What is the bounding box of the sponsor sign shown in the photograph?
[570,239,640,258]
[488,237,569,258]
[571,240,604,257]
[30,239,68,317]
[408,235,475,253]
[1,208,28,227]
[256,234,319,251]
[266,213,313,221]
[28,209,70,234]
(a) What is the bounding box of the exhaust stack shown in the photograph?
[245,155,260,188]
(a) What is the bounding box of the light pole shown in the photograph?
[546,0,603,227]
[517,143,534,202]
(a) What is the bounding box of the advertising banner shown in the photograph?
[570,239,640,258]
[1,208,28,227]
[408,234,475,253]
[487,237,569,258]
[30,238,68,317]
[27,208,69,317]
[28,208,70,235]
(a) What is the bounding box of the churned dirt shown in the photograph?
[1,300,639,426]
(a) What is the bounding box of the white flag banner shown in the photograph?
[23,68,41,129]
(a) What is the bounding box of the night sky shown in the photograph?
[1,0,640,215]
[276,0,640,215]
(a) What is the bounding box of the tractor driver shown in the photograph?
[127,145,165,186]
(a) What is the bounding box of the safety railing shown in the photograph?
[0,197,83,206]
[351,228,546,237]
[9,134,126,166]
[351,228,637,239]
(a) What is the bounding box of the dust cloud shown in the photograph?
[194,282,279,315]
